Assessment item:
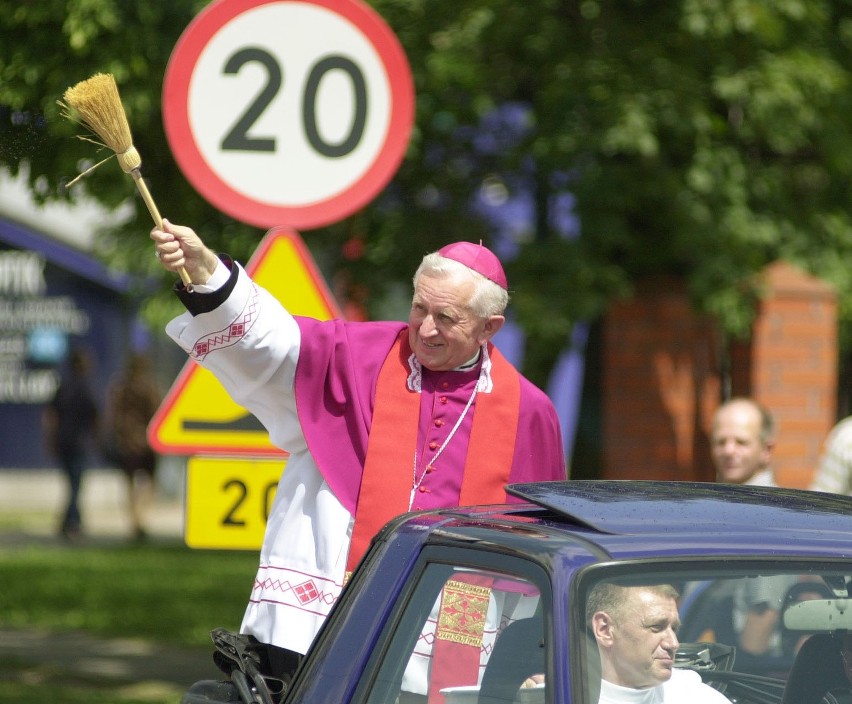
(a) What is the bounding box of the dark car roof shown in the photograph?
[415,481,852,564]
[507,480,852,536]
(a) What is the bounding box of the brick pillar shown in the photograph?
[729,262,837,488]
[601,277,720,481]
[601,262,837,488]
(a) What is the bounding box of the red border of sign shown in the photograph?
[147,226,343,456]
[163,0,414,230]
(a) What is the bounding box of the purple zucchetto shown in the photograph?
[437,241,508,290]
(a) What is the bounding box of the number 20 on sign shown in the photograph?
[185,456,285,550]
[163,0,414,230]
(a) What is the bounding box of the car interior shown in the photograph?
[607,569,852,704]
[366,562,852,704]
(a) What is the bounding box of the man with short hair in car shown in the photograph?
[588,583,730,704]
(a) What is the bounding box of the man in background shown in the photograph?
[710,397,777,486]
[42,346,99,541]
[810,416,852,495]
[710,397,794,666]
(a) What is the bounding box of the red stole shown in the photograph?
[346,330,520,573]
[429,573,494,704]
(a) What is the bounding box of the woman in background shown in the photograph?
[105,352,162,541]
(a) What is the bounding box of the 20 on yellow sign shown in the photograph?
[185,455,285,550]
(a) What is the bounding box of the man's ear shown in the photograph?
[479,315,505,344]
[592,611,615,647]
[760,439,775,469]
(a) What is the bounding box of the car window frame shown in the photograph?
[570,556,852,704]
[350,544,554,704]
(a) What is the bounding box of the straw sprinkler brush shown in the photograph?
[59,73,192,288]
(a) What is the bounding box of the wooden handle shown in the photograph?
[131,170,193,290]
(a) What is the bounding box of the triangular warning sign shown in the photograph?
[148,227,342,455]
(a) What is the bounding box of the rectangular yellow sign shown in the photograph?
[185,455,285,550]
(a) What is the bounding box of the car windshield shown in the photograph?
[580,565,852,704]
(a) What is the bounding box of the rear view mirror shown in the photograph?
[783,599,852,631]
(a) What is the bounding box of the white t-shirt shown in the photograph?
[598,669,730,704]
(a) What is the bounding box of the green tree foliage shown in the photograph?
[3,0,852,384]
[0,0,262,325]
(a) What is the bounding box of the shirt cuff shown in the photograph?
[193,258,231,293]
[174,254,238,316]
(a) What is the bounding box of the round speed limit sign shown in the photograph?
[163,0,414,229]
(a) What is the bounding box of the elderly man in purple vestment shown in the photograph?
[151,221,565,701]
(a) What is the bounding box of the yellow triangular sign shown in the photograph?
[148,227,342,455]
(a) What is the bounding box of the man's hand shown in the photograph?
[521,674,545,688]
[150,219,220,286]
